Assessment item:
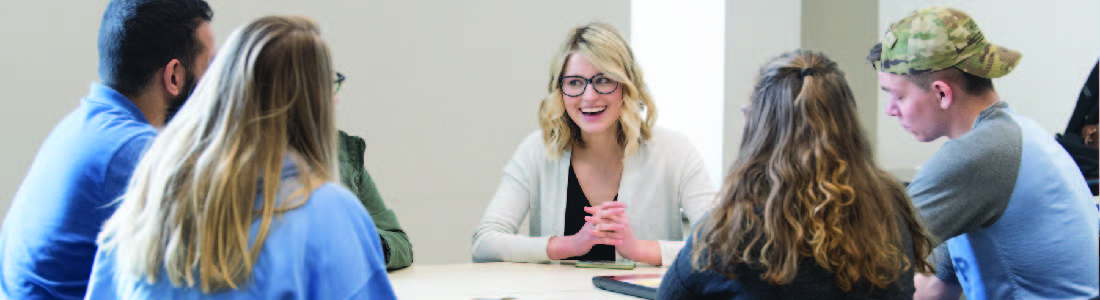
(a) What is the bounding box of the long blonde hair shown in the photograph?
[97,15,337,293]
[537,22,655,160]
[691,50,934,292]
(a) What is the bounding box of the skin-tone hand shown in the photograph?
[546,221,621,260]
[914,273,963,300]
[584,202,662,266]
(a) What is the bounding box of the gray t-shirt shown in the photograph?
[907,101,1099,299]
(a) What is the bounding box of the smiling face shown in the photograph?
[561,53,624,139]
[878,71,950,142]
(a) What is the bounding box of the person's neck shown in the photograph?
[946,90,1000,140]
[127,89,167,128]
[574,130,623,167]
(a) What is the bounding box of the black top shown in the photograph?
[658,222,917,299]
[564,164,616,261]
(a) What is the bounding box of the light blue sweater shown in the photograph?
[84,157,396,299]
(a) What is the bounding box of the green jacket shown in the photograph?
[337,130,412,270]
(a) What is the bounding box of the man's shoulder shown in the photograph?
[910,113,1025,202]
[336,130,366,183]
[929,112,1023,173]
[337,130,366,155]
[908,108,1024,215]
[77,99,157,154]
[36,105,153,169]
[95,114,157,144]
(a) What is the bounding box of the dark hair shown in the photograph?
[97,0,213,96]
[866,43,993,96]
[693,50,935,292]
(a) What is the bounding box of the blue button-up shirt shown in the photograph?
[0,83,156,300]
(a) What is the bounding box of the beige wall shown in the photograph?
[2,0,1096,267]
[802,0,879,152]
[0,1,104,222]
[723,0,803,174]
[210,1,630,265]
[0,0,629,266]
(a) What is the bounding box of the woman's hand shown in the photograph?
[584,202,661,265]
[547,221,620,260]
[584,202,634,245]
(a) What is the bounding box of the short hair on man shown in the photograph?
[867,43,994,96]
[97,0,213,96]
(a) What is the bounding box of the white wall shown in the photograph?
[876,1,1100,172]
[724,0,802,174]
[0,0,629,266]
[631,0,725,188]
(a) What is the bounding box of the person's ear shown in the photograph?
[162,59,185,97]
[931,80,954,110]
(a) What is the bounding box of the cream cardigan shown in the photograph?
[471,127,717,266]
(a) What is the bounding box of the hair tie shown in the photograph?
[800,68,816,78]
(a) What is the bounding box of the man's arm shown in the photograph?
[337,130,412,270]
[357,168,413,271]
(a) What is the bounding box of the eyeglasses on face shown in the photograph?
[334,72,346,95]
[558,73,619,97]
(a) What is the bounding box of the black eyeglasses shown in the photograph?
[334,72,346,94]
[558,73,619,97]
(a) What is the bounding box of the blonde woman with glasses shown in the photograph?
[84,16,395,299]
[472,22,717,267]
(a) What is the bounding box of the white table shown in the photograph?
[388,262,667,299]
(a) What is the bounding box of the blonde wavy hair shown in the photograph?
[97,16,337,293]
[691,50,934,292]
[538,22,655,159]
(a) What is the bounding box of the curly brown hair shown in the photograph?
[692,50,935,292]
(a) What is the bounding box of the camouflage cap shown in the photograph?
[874,6,1021,78]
